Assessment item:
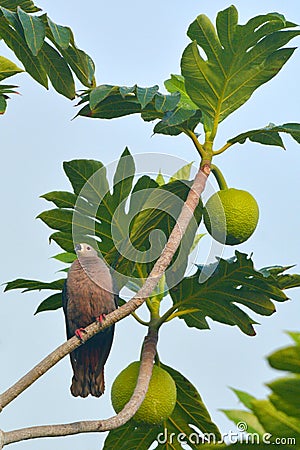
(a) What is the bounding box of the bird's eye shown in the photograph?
[87,246,91,250]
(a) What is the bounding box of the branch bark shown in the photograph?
[0,164,210,446]
[2,328,158,447]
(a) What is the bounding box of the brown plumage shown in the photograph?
[62,243,117,397]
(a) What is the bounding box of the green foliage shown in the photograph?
[77,82,202,137]
[0,43,22,112]
[0,0,95,111]
[181,6,299,129]
[223,332,300,445]
[104,364,221,449]
[0,0,40,13]
[170,252,300,336]
[5,150,202,313]
[0,55,23,80]
[5,278,65,292]
[2,4,300,448]
[228,123,300,149]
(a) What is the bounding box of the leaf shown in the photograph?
[221,409,265,435]
[0,55,23,80]
[154,92,180,113]
[287,331,300,345]
[251,399,300,439]
[38,41,75,99]
[37,208,99,236]
[164,74,198,110]
[40,191,77,209]
[268,346,300,373]
[47,16,71,50]
[136,85,159,109]
[155,171,165,186]
[59,45,95,87]
[230,388,257,410]
[169,162,193,182]
[0,0,40,13]
[0,17,48,87]
[49,231,75,253]
[17,6,45,55]
[269,392,300,420]
[77,93,141,119]
[104,364,220,450]
[170,252,291,336]
[0,94,6,113]
[228,123,300,148]
[51,252,76,263]
[0,6,25,36]
[119,85,136,97]
[34,292,62,314]
[77,84,202,136]
[267,377,300,416]
[161,364,221,441]
[89,84,118,110]
[154,110,202,136]
[0,82,19,113]
[63,159,108,199]
[128,179,202,290]
[181,7,300,124]
[4,278,65,292]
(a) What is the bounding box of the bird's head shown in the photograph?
[75,243,98,258]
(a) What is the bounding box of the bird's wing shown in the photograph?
[62,279,72,340]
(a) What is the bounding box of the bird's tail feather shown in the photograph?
[70,345,105,398]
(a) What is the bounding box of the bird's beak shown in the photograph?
[75,244,82,252]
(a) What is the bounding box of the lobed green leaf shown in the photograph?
[181,6,300,124]
[170,252,293,336]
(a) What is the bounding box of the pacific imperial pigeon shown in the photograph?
[62,243,117,397]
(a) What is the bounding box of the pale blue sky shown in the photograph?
[1,1,300,449]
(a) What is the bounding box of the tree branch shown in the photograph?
[0,163,209,446]
[1,328,158,447]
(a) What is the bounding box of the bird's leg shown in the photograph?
[75,327,87,342]
[96,313,107,325]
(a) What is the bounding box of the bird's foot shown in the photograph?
[96,313,107,325]
[75,327,87,342]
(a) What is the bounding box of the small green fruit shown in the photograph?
[203,188,259,245]
[111,361,177,425]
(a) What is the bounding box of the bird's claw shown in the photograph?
[75,327,87,342]
[96,313,107,325]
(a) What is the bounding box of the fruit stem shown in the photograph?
[211,164,228,190]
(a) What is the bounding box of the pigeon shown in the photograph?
[62,243,117,397]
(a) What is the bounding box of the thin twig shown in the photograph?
[2,328,158,447]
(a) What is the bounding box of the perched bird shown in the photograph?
[62,243,117,397]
